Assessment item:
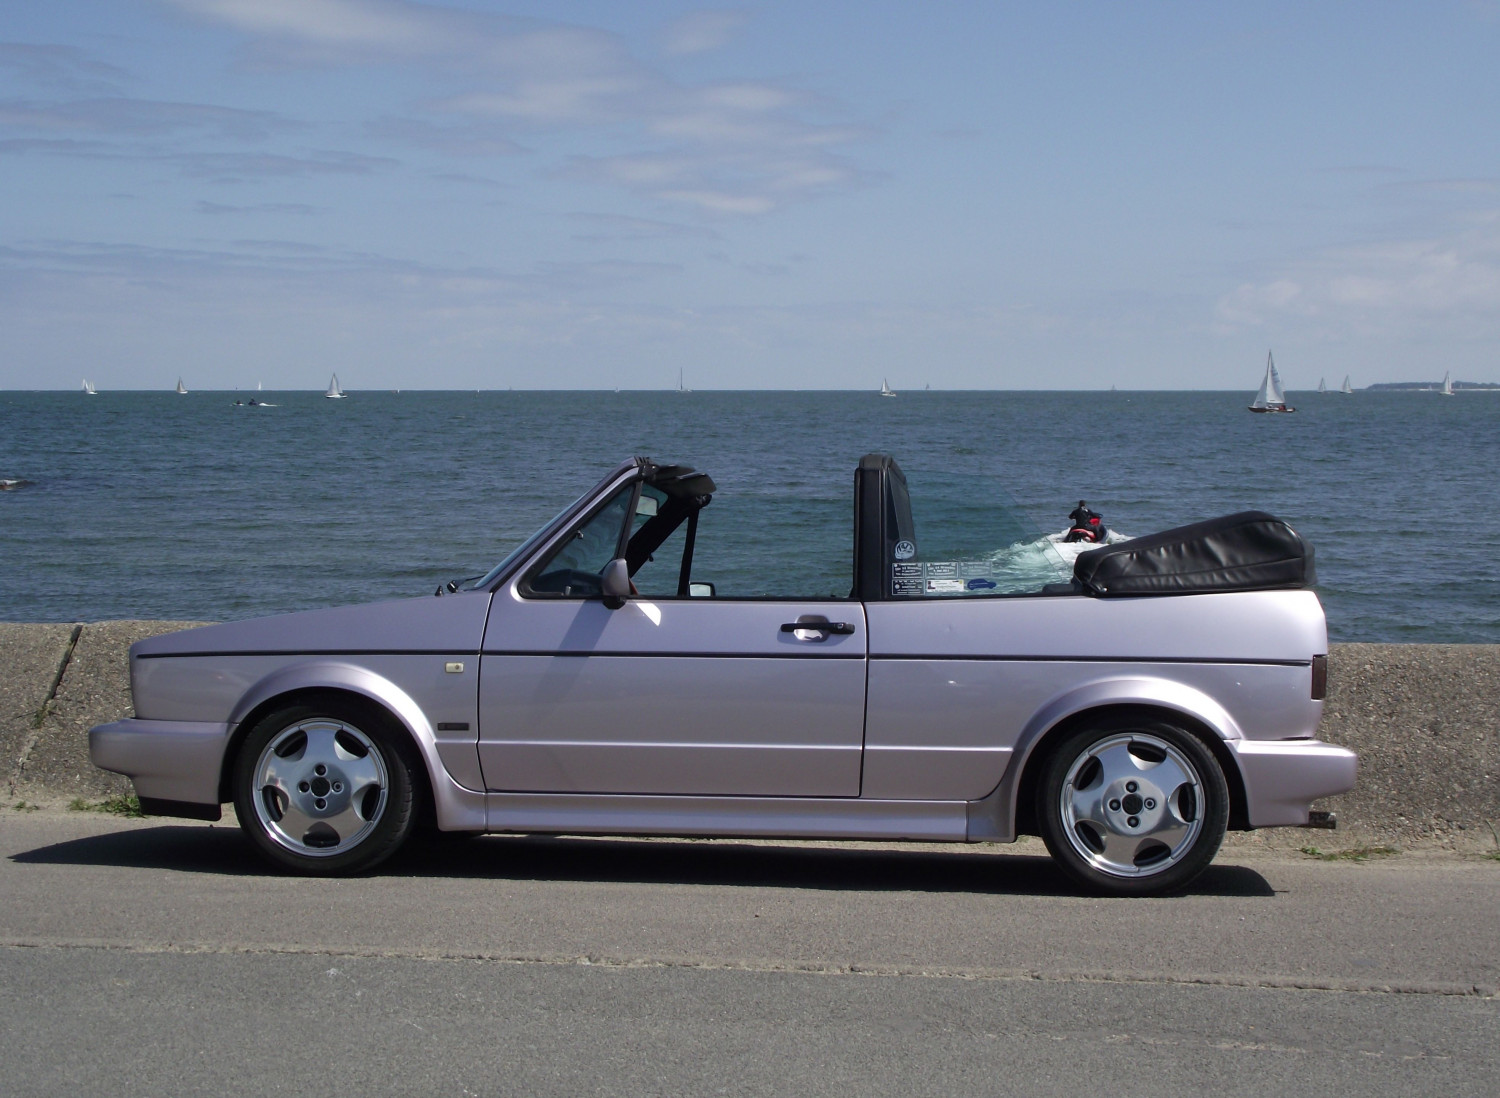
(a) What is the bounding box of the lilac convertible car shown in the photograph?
[91,455,1355,895]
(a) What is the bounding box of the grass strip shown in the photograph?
[67,794,147,818]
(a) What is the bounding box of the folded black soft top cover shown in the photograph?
[1073,511,1315,596]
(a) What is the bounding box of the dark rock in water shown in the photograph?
[0,478,35,491]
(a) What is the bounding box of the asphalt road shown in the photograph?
[2,811,1497,1096]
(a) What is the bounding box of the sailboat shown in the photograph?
[175,377,187,395]
[1248,351,1294,413]
[325,373,346,399]
[81,379,97,395]
[1317,377,1327,394]
[880,378,896,397]
[1340,375,1353,395]
[676,368,691,394]
[1440,371,1454,396]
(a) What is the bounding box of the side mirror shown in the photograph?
[601,558,631,610]
[688,581,715,598]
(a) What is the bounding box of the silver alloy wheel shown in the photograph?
[250,718,390,858]
[1058,732,1205,878]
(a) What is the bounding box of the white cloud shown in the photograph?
[164,0,869,214]
[164,0,448,53]
[661,190,773,215]
[442,75,646,125]
[661,11,745,56]
[1215,215,1500,337]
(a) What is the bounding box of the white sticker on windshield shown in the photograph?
[894,539,916,561]
[926,579,965,593]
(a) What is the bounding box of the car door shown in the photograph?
[476,477,868,797]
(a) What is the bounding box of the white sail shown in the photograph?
[1340,375,1353,395]
[1248,351,1292,412]
[325,373,345,399]
[175,377,187,394]
[1317,377,1327,394]
[82,379,96,395]
[1266,356,1286,404]
[880,377,896,397]
[1441,371,1454,396]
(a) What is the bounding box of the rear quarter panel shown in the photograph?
[862,590,1326,800]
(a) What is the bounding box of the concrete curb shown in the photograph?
[2,623,1496,849]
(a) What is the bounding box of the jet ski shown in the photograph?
[1063,501,1108,543]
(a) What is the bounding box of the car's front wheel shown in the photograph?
[1037,716,1229,896]
[232,701,418,875]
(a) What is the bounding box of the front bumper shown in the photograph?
[89,718,231,808]
[1231,738,1358,828]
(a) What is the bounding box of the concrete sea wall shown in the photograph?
[2,621,208,803]
[2,623,1496,848]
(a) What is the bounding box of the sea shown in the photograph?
[2,388,1496,643]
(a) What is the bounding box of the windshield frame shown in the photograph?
[471,460,640,593]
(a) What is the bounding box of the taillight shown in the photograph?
[1311,654,1328,700]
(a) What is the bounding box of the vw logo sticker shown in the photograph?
[893,539,916,561]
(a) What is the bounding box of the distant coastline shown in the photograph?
[1363,380,1500,391]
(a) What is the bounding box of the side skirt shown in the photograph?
[482,792,973,843]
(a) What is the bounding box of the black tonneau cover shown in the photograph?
[1073,511,1315,596]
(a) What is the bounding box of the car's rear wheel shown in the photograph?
[1037,716,1229,896]
[232,701,417,875]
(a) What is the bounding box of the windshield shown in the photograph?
[469,490,593,591]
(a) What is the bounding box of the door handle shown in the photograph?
[780,621,855,635]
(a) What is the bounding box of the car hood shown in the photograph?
[130,592,493,657]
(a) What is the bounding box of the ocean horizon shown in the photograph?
[3,388,1496,642]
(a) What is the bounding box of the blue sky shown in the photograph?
[4,1,1499,391]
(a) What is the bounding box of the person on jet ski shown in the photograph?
[1064,500,1108,543]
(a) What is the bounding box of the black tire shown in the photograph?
[1037,715,1229,896]
[231,700,418,876]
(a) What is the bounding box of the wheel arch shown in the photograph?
[216,664,438,821]
[1009,693,1251,839]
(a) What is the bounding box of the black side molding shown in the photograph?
[137,797,223,822]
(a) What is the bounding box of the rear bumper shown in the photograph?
[1231,738,1358,828]
[89,718,230,808]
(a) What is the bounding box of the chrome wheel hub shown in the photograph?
[252,719,388,857]
[1060,733,1204,878]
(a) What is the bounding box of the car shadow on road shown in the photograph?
[11,824,267,876]
[12,826,1276,898]
[391,834,1277,898]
